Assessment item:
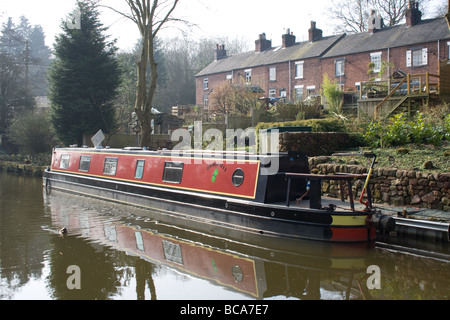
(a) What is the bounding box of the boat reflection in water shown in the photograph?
[45,190,376,300]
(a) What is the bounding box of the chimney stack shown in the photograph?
[214,44,227,61]
[368,10,384,33]
[255,33,272,52]
[282,28,296,48]
[308,21,323,42]
[405,0,422,27]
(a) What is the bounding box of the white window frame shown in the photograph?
[335,58,345,77]
[295,61,304,79]
[203,78,209,90]
[268,88,276,98]
[269,67,276,81]
[370,52,382,73]
[306,85,316,97]
[294,85,304,101]
[447,41,450,59]
[406,48,428,67]
[245,69,252,84]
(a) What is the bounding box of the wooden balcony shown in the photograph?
[358,72,439,120]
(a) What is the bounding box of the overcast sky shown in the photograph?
[0,0,445,51]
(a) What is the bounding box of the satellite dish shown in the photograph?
[91,130,105,148]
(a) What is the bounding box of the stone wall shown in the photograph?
[309,157,450,212]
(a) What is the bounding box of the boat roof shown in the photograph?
[55,146,295,161]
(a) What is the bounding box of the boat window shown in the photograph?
[135,160,145,179]
[232,168,244,187]
[162,162,184,184]
[79,156,91,172]
[135,232,144,251]
[59,154,70,169]
[103,157,118,176]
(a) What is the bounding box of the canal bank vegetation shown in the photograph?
[253,100,449,173]
[342,103,450,173]
[0,110,55,176]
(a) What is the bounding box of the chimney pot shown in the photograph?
[405,0,422,27]
[308,21,322,42]
[255,33,272,52]
[368,10,384,33]
[214,44,227,61]
[282,28,296,48]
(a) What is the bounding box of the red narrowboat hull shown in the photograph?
[43,147,381,243]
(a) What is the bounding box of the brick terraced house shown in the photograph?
[196,3,450,115]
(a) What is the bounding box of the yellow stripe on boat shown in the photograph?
[331,215,367,226]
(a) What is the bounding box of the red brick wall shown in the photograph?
[196,40,450,108]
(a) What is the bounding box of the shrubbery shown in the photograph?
[6,110,58,155]
[364,112,450,148]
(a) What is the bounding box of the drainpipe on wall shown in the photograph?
[388,47,391,92]
[289,60,292,101]
[438,40,440,61]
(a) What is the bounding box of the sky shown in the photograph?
[0,0,445,52]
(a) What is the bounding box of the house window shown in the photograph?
[406,48,428,67]
[203,94,209,107]
[203,78,209,90]
[307,85,316,97]
[295,61,304,79]
[268,88,276,98]
[370,52,382,73]
[59,155,70,169]
[335,58,345,77]
[226,73,232,82]
[103,157,118,176]
[269,67,276,81]
[245,69,252,84]
[135,160,145,179]
[79,156,91,172]
[162,161,184,184]
[294,85,304,101]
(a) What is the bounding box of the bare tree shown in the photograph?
[329,0,429,33]
[443,0,450,27]
[329,0,372,33]
[374,0,408,26]
[106,0,182,146]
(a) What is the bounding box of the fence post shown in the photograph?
[407,74,411,95]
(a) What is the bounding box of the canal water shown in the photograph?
[0,172,449,300]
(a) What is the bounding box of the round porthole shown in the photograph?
[232,168,244,187]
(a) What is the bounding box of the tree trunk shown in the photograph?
[134,34,152,147]
[122,0,180,147]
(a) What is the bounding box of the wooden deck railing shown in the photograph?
[359,72,440,119]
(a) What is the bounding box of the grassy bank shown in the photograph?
[328,142,450,173]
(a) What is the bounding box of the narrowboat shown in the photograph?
[43,146,394,243]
